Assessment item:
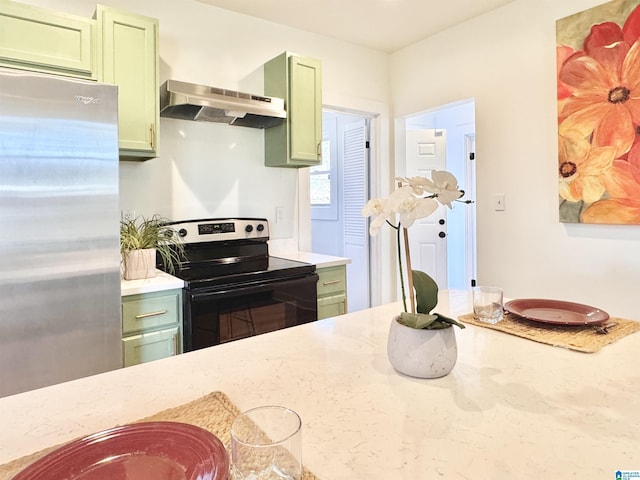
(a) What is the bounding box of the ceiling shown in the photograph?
[195,0,516,53]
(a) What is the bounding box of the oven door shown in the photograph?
[184,273,318,351]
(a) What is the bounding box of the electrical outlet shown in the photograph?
[494,194,505,211]
[275,206,284,223]
[121,210,136,220]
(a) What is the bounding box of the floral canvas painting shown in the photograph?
[557,0,640,224]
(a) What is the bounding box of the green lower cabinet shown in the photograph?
[95,5,159,160]
[318,294,346,319]
[0,0,96,79]
[316,265,347,320]
[123,326,180,367]
[121,288,182,367]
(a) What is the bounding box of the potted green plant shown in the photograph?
[120,214,185,280]
[362,171,471,378]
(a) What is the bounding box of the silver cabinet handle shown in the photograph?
[172,333,178,355]
[322,280,341,286]
[135,310,167,319]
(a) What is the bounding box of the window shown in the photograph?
[310,139,331,205]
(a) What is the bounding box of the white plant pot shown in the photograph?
[123,248,157,280]
[387,316,458,378]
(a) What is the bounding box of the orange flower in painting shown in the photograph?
[557,45,576,101]
[559,41,640,157]
[558,128,616,203]
[557,45,576,123]
[621,131,640,169]
[558,6,640,157]
[581,159,640,223]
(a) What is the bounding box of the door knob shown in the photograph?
[439,231,446,238]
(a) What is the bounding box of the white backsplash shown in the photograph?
[119,118,298,240]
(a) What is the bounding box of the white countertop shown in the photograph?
[271,251,351,269]
[120,270,184,296]
[1,291,638,479]
[120,254,348,297]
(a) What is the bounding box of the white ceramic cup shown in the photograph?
[230,405,302,480]
[473,286,504,324]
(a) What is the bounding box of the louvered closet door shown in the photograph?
[342,118,370,312]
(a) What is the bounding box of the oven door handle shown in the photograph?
[188,274,318,303]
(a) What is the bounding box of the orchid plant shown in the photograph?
[362,171,469,330]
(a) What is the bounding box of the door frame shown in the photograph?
[464,132,478,287]
[395,98,477,291]
[300,104,382,308]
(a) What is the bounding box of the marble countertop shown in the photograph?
[120,253,348,297]
[1,291,638,478]
[120,270,184,296]
[270,251,351,269]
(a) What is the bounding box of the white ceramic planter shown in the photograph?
[123,248,157,280]
[387,316,458,378]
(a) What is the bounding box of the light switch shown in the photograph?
[494,194,505,211]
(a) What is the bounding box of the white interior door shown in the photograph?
[405,129,448,286]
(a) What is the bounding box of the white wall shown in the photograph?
[391,0,640,319]
[21,0,391,252]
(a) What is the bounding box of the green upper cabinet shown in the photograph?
[95,5,159,160]
[0,0,96,79]
[264,52,322,168]
[0,1,158,159]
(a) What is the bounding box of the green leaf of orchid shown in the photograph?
[399,312,438,329]
[433,312,466,329]
[399,312,465,330]
[411,270,439,314]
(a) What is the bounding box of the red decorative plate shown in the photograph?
[504,299,609,326]
[13,421,229,480]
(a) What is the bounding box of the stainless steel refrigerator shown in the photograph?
[0,67,122,397]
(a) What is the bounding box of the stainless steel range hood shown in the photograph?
[159,79,286,128]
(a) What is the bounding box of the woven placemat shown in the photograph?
[458,313,640,353]
[0,391,319,480]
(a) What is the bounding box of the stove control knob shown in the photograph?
[245,225,254,233]
[178,228,187,237]
[257,224,265,232]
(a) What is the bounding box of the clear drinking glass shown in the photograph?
[473,286,504,324]
[230,406,302,480]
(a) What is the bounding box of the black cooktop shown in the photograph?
[176,255,316,291]
[157,218,316,291]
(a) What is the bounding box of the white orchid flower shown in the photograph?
[384,186,439,228]
[362,197,386,217]
[430,170,463,208]
[395,176,436,195]
[398,196,439,228]
[362,197,392,236]
[363,170,463,234]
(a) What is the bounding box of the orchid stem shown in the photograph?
[393,222,408,313]
[402,226,416,314]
